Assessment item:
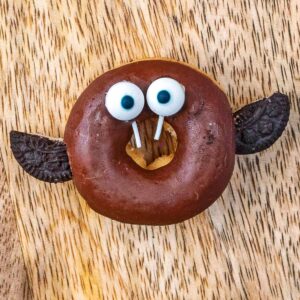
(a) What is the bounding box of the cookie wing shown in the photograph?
[10,131,72,183]
[234,92,290,155]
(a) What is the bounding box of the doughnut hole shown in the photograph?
[126,118,177,170]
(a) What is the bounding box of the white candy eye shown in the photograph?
[146,77,185,117]
[105,81,145,121]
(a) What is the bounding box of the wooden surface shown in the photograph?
[0,154,31,299]
[1,0,300,299]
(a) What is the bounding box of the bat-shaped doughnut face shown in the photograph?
[10,59,289,225]
[105,77,185,147]
[64,60,236,225]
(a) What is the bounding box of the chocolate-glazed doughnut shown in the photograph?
[64,60,235,225]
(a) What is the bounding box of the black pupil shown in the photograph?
[157,90,171,104]
[121,95,134,109]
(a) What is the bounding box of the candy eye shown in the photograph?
[146,77,185,117]
[105,81,145,121]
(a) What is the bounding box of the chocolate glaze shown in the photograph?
[64,60,235,225]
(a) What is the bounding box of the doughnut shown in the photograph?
[64,59,235,225]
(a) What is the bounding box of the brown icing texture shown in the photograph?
[64,60,235,225]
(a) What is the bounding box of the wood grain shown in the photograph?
[0,153,31,299]
[1,0,300,299]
